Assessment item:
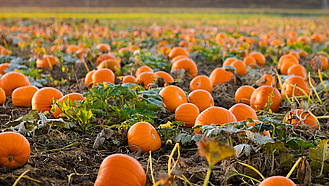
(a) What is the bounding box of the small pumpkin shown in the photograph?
[279,60,297,75]
[243,56,256,68]
[94,153,146,186]
[159,85,188,112]
[175,103,200,127]
[155,71,174,84]
[32,87,63,112]
[92,68,115,86]
[287,64,307,77]
[135,66,154,77]
[36,55,60,69]
[0,132,31,169]
[122,75,136,84]
[52,93,84,118]
[250,86,281,112]
[168,47,189,59]
[229,103,258,122]
[66,45,79,54]
[235,85,255,105]
[128,122,161,153]
[281,76,310,99]
[209,68,234,86]
[0,87,5,104]
[188,89,214,112]
[310,55,328,71]
[96,43,111,53]
[96,59,121,73]
[136,72,158,88]
[231,60,248,75]
[0,63,10,75]
[84,70,96,87]
[189,75,213,93]
[277,54,298,70]
[171,58,198,78]
[0,72,30,96]
[222,57,237,67]
[259,176,296,186]
[249,52,266,66]
[95,53,116,67]
[283,109,318,129]
[12,86,39,107]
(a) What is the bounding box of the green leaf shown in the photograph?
[309,139,329,177]
[262,141,288,157]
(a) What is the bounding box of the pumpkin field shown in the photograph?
[1,7,329,186]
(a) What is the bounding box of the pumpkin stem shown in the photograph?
[7,155,14,162]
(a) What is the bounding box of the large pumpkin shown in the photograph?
[283,109,318,129]
[188,89,214,112]
[0,72,30,96]
[209,68,234,86]
[32,87,63,112]
[259,176,296,186]
[159,85,188,112]
[189,75,213,93]
[234,85,255,105]
[36,55,60,69]
[12,86,39,107]
[229,103,258,122]
[0,132,31,169]
[52,93,84,118]
[281,76,310,99]
[171,58,198,78]
[92,68,115,86]
[0,87,5,104]
[94,153,146,186]
[128,122,161,153]
[250,86,281,112]
[175,103,200,127]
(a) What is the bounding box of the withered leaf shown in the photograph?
[297,157,312,185]
[309,139,329,177]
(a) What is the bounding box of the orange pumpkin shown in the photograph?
[122,75,136,84]
[259,176,296,186]
[235,85,255,105]
[280,61,297,75]
[96,43,111,53]
[175,103,200,127]
[128,122,161,153]
[310,55,328,71]
[159,85,188,112]
[189,75,213,93]
[231,60,248,75]
[277,54,298,70]
[52,93,84,118]
[0,87,5,104]
[171,58,198,78]
[92,68,115,86]
[136,72,158,88]
[258,74,275,87]
[209,68,234,86]
[288,51,300,60]
[135,66,154,77]
[36,55,60,69]
[32,87,63,112]
[0,72,30,96]
[0,63,9,75]
[194,106,237,134]
[94,153,146,186]
[287,64,307,77]
[222,57,237,67]
[168,47,189,59]
[281,76,310,99]
[172,55,189,63]
[188,89,214,112]
[250,86,281,112]
[249,52,266,66]
[95,53,116,67]
[229,103,258,121]
[96,60,121,73]
[155,71,174,84]
[0,132,30,169]
[84,70,96,87]
[12,86,39,107]
[246,120,270,136]
[283,109,318,129]
[66,45,79,54]
[243,56,257,68]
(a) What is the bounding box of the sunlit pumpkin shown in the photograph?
[95,53,117,67]
[155,71,174,84]
[281,76,310,99]
[122,75,136,84]
[189,75,213,93]
[36,54,60,69]
[287,64,307,77]
[135,66,154,77]
[0,87,5,104]
[310,55,328,71]
[52,93,84,118]
[175,103,200,127]
[96,43,111,53]
[168,47,189,59]
[84,70,96,87]
[229,103,258,121]
[249,52,266,66]
[209,68,234,86]
[32,87,63,112]
[171,58,198,78]
[0,63,10,75]
[12,86,39,107]
[96,60,121,73]
[0,72,30,96]
[92,68,115,86]
[235,85,255,105]
[159,85,188,112]
[136,72,158,88]
[283,109,318,129]
[250,86,281,112]
[188,89,214,112]
[259,176,296,186]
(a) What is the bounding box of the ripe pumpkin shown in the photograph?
[168,47,189,59]
[136,72,158,88]
[281,76,310,99]
[231,60,248,75]
[235,85,255,105]
[66,45,79,54]
[189,75,213,93]
[0,132,30,169]
[188,89,214,112]
[12,86,39,107]
[96,43,111,53]
[92,68,115,86]
[32,87,63,112]
[155,71,174,84]
[229,103,258,122]
[0,72,30,96]
[94,153,146,186]
[258,74,275,87]
[310,55,328,71]
[175,103,200,127]
[172,55,189,63]
[95,53,116,67]
[96,59,121,73]
[171,58,198,78]
[249,52,266,66]
[250,86,281,112]
[209,68,234,86]
[135,66,154,77]
[283,109,318,129]
[194,106,237,134]
[52,93,84,118]
[222,57,237,67]
[287,64,307,77]
[122,75,136,84]
[128,122,161,153]
[0,87,5,104]
[0,63,9,75]
[84,70,96,87]
[243,56,256,68]
[288,51,300,60]
[36,55,60,69]
[279,60,297,75]
[259,176,296,186]
[159,85,188,112]
[277,54,298,70]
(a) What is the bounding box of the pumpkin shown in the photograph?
[277,54,298,69]
[135,66,154,77]
[95,53,116,67]
[194,106,237,134]
[128,122,161,153]
[229,103,258,121]
[287,64,307,77]
[155,71,174,84]
[243,56,256,68]
[136,72,158,88]
[175,103,200,127]
[235,85,255,105]
[188,89,214,112]
[96,43,111,53]
[259,176,296,186]
[231,60,248,75]
[12,86,39,107]
[84,70,96,87]
[159,85,188,112]
[168,47,189,59]
[209,68,234,86]
[249,52,266,66]
[257,74,275,87]
[283,109,318,129]
[0,72,30,96]
[0,132,30,169]
[0,87,5,104]
[246,120,270,136]
[299,50,308,58]
[171,58,198,78]
[66,45,79,54]
[96,60,121,73]
[172,55,189,63]
[310,55,328,71]
[122,75,136,84]
[189,75,213,93]
[222,57,237,67]
[118,47,133,54]
[279,60,296,75]
[52,93,84,118]
[36,55,60,69]
[288,51,300,60]
[32,87,63,112]
[94,153,146,186]
[92,68,115,86]
[281,76,310,99]
[0,63,9,75]
[250,86,281,112]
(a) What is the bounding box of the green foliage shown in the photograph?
[157,121,184,142]
[309,139,329,177]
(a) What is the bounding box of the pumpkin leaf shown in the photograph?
[246,130,273,145]
[261,141,288,157]
[309,139,329,177]
[234,144,253,157]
